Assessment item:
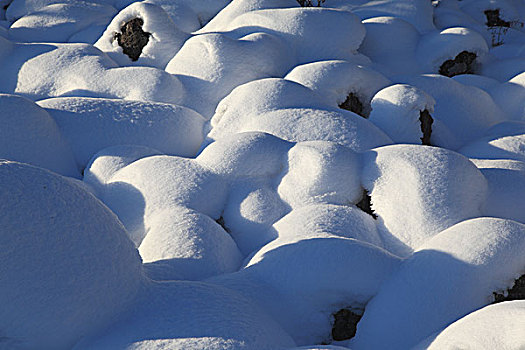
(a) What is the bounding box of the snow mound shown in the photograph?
[401,74,505,148]
[206,78,392,152]
[197,132,292,177]
[198,0,298,33]
[75,280,296,350]
[368,84,446,147]
[95,2,189,68]
[102,155,229,245]
[416,27,489,75]
[285,60,391,117]
[352,0,435,34]
[6,42,186,104]
[358,16,421,78]
[0,93,78,177]
[361,144,488,251]
[460,121,525,161]
[84,144,163,194]
[352,217,525,350]
[273,203,383,248]
[414,300,525,350]
[144,0,200,33]
[221,178,288,255]
[278,141,362,209]
[139,206,242,281]
[166,32,294,118]
[224,8,366,64]
[241,237,402,345]
[474,158,525,224]
[0,160,143,350]
[38,97,205,169]
[9,2,116,43]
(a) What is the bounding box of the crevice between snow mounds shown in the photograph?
[339,92,366,118]
[493,274,525,303]
[439,51,477,77]
[331,308,363,341]
[419,109,433,146]
[113,18,150,62]
[356,189,377,219]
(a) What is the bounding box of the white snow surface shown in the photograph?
[0,93,79,177]
[414,300,525,350]
[351,217,525,350]
[95,2,189,68]
[0,160,144,350]
[361,144,488,252]
[38,97,205,168]
[4,0,525,348]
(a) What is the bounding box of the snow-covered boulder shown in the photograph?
[0,93,79,177]
[38,97,205,169]
[0,160,143,350]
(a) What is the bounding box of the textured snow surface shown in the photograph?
[3,0,525,348]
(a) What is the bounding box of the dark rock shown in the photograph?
[439,51,477,77]
[356,189,377,219]
[331,308,363,341]
[297,0,325,6]
[339,92,366,118]
[215,216,231,233]
[493,274,525,303]
[484,9,510,28]
[113,18,151,62]
[419,109,434,146]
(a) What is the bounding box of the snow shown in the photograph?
[0,93,79,177]
[414,301,525,349]
[206,78,392,151]
[222,8,366,65]
[211,237,402,345]
[284,60,391,116]
[1,41,186,104]
[4,0,525,348]
[95,2,189,69]
[101,155,229,245]
[83,144,163,194]
[351,217,525,350]
[361,144,488,252]
[74,280,296,349]
[0,160,143,350]
[272,203,384,249]
[400,74,506,148]
[416,27,489,74]
[139,206,243,281]
[197,132,292,177]
[166,31,294,118]
[358,16,421,78]
[9,2,116,43]
[38,97,205,169]
[278,141,362,209]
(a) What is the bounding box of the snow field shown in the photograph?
[1,0,525,348]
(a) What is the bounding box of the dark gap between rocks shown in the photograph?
[493,274,525,303]
[419,109,434,146]
[331,308,363,341]
[339,92,366,118]
[356,189,377,219]
[439,51,477,77]
[215,216,231,233]
[113,18,151,62]
[485,9,511,28]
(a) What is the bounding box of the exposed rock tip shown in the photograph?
[114,18,151,62]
